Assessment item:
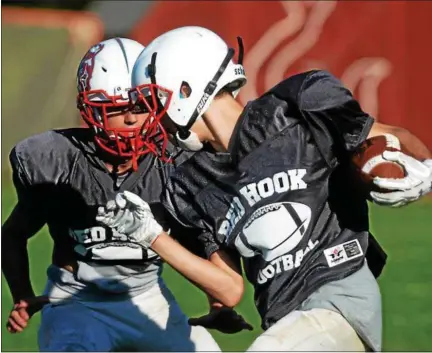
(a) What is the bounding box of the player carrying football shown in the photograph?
[97,27,432,351]
[1,37,224,351]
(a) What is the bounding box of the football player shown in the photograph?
[1,37,223,352]
[97,27,432,351]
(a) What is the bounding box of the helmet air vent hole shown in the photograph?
[101,67,107,72]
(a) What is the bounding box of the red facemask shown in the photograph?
[77,85,172,170]
[128,83,174,163]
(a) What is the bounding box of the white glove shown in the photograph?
[96,191,163,248]
[370,151,432,207]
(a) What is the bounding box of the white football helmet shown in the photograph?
[129,26,247,153]
[76,37,156,166]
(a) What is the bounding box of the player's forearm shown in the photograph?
[368,122,432,160]
[1,206,41,302]
[1,234,35,302]
[151,232,243,307]
[205,249,244,309]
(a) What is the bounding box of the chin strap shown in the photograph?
[175,130,204,151]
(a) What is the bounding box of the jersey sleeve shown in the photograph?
[298,70,374,158]
[6,129,80,221]
[10,147,37,209]
[3,147,47,238]
[162,181,222,259]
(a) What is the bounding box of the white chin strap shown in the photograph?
[175,130,204,151]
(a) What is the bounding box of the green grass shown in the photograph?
[1,25,83,172]
[1,180,432,351]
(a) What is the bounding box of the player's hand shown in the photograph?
[7,296,50,334]
[96,191,163,248]
[370,152,432,207]
[188,306,253,334]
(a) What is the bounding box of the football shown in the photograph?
[351,134,406,192]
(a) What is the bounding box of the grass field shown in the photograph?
[1,180,432,352]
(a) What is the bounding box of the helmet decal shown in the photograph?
[78,43,105,92]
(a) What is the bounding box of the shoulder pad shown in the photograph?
[11,128,91,185]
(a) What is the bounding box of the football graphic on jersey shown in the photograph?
[234,202,311,261]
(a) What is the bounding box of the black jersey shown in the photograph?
[5,127,194,294]
[164,70,387,329]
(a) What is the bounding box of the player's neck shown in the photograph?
[202,94,244,151]
[104,159,134,175]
